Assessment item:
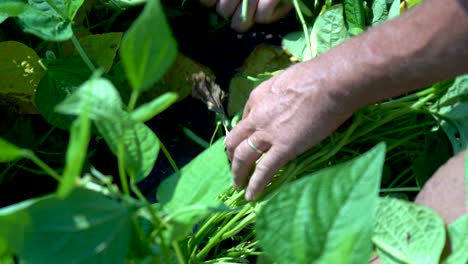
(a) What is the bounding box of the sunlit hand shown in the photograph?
[225,60,358,200]
[199,0,292,32]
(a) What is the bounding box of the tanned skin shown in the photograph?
[223,0,468,201]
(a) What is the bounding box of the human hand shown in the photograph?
[225,60,358,200]
[199,0,292,32]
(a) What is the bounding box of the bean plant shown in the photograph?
[0,0,467,263]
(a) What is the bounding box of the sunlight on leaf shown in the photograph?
[256,143,386,264]
[0,41,46,114]
[371,0,388,25]
[373,197,445,264]
[443,214,468,264]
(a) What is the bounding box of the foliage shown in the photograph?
[0,0,467,263]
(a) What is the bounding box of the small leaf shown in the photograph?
[120,0,177,91]
[191,72,226,115]
[131,92,178,123]
[0,137,24,162]
[373,197,446,264]
[0,41,46,114]
[35,56,91,130]
[17,0,85,41]
[444,214,468,264]
[310,4,349,57]
[0,188,131,263]
[371,0,388,25]
[256,143,386,264]
[156,139,232,240]
[432,75,468,153]
[344,0,365,32]
[282,29,311,61]
[0,0,29,18]
[388,0,400,19]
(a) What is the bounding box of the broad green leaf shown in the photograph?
[97,117,159,182]
[256,143,386,264]
[0,15,7,24]
[120,0,177,91]
[35,56,91,130]
[0,188,131,263]
[388,0,400,19]
[0,137,24,162]
[466,150,468,207]
[75,33,123,73]
[17,0,84,41]
[344,0,365,32]
[55,77,157,182]
[0,41,46,114]
[444,214,468,264]
[111,0,147,8]
[371,0,388,25]
[131,92,177,123]
[156,139,232,240]
[373,197,445,264]
[310,4,349,57]
[432,75,468,154]
[56,93,91,198]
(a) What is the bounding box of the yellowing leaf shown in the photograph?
[77,32,123,73]
[0,41,45,114]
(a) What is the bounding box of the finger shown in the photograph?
[245,146,291,200]
[200,0,217,7]
[216,0,241,18]
[231,0,259,32]
[231,133,271,189]
[255,0,292,24]
[225,118,255,160]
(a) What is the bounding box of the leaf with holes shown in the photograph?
[373,197,446,264]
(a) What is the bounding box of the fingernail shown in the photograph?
[245,190,254,201]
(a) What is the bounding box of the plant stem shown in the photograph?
[173,242,186,264]
[128,90,140,111]
[196,205,251,260]
[23,150,61,181]
[293,0,313,59]
[159,138,179,172]
[380,187,420,193]
[117,141,130,196]
[241,0,248,21]
[71,35,96,72]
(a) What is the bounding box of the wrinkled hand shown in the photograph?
[226,61,357,200]
[199,0,292,32]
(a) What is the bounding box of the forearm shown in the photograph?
[309,0,468,109]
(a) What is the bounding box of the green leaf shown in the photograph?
[131,92,177,123]
[156,139,232,240]
[0,188,131,264]
[97,117,159,182]
[432,75,468,154]
[388,0,400,19]
[35,56,91,130]
[256,143,386,264]
[17,0,84,41]
[371,0,388,25]
[282,29,312,61]
[344,0,365,32]
[310,4,349,57]
[0,137,24,162]
[0,0,29,18]
[55,77,158,182]
[120,0,177,91]
[0,41,46,114]
[75,33,123,73]
[465,150,468,207]
[373,197,446,264]
[444,214,468,264]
